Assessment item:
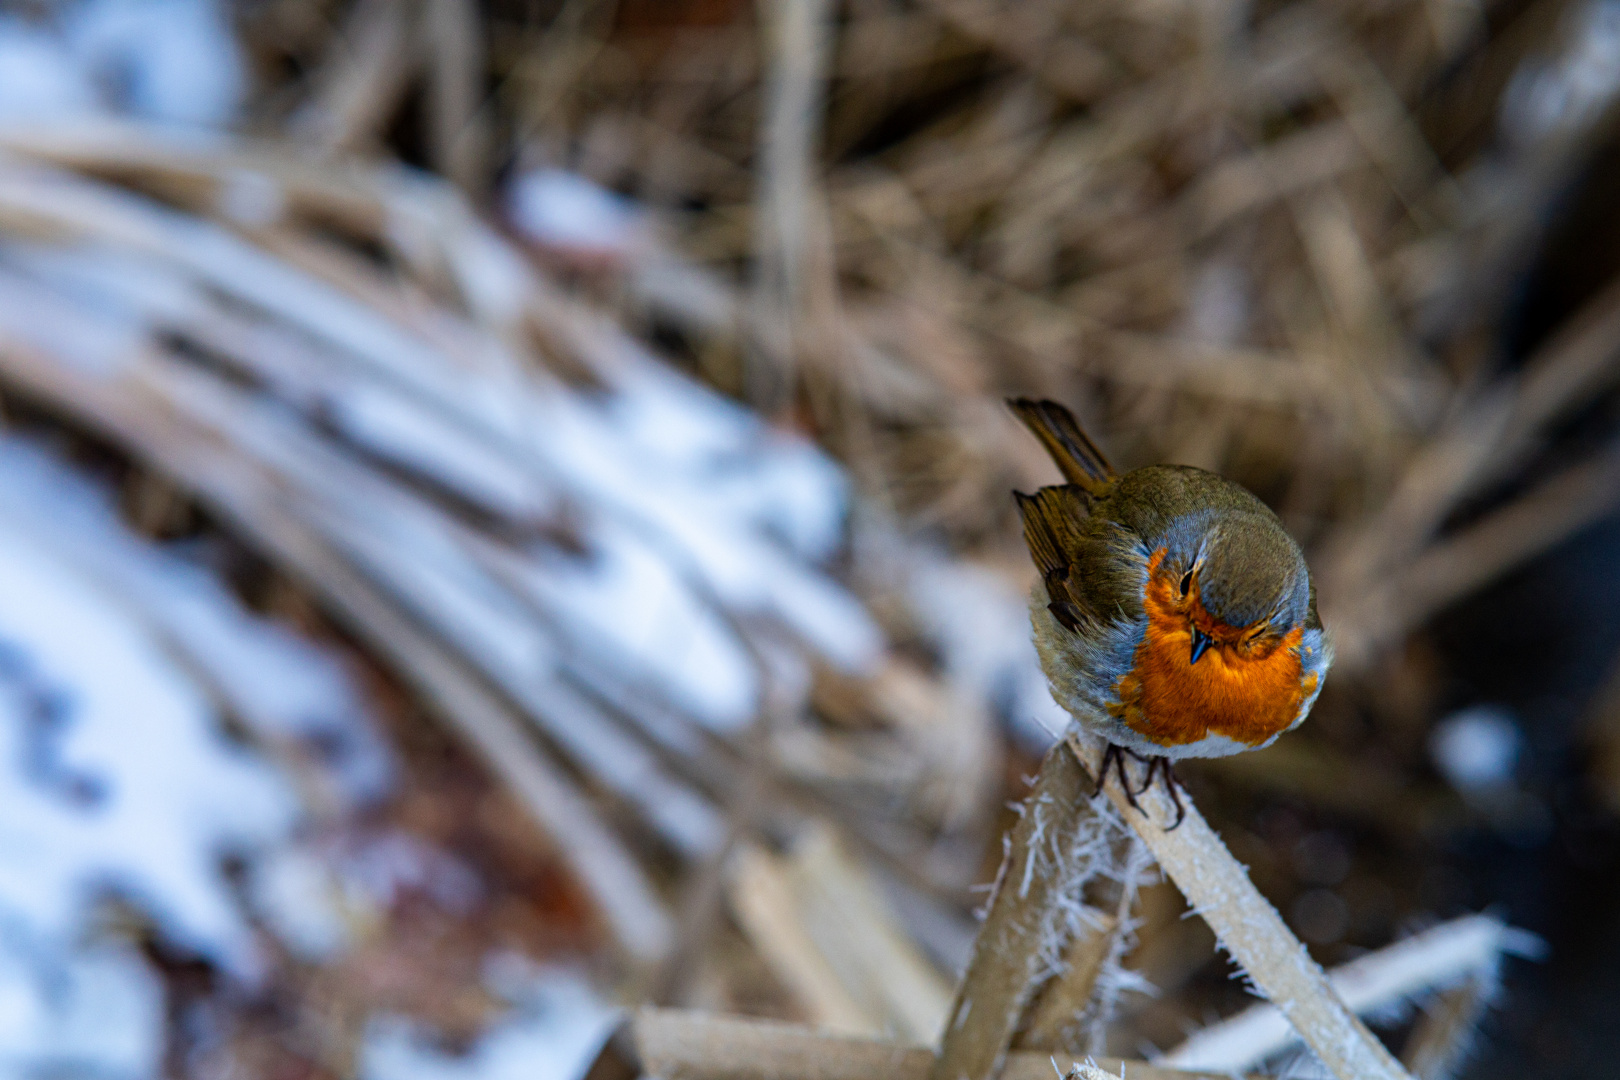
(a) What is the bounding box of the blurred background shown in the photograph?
[0,0,1615,1076]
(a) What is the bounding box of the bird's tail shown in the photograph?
[1008,398,1115,495]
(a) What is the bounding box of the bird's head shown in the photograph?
[1159,512,1311,665]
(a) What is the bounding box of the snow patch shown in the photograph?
[1430,705,1521,791]
[0,518,295,978]
[508,169,643,258]
[0,1,244,127]
[0,436,394,808]
[362,964,617,1080]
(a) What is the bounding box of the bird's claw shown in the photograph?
[1095,745,1187,830]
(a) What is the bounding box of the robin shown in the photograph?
[1010,399,1330,826]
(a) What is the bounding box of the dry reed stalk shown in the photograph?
[642,729,774,1007]
[115,335,731,863]
[1354,435,1620,654]
[749,0,841,414]
[294,0,423,150]
[487,0,1601,565]
[1011,909,1118,1050]
[631,1007,1265,1080]
[1323,272,1620,666]
[722,810,958,1027]
[0,0,1594,1050]
[727,840,877,1035]
[558,0,1620,693]
[929,744,1121,1080]
[788,827,954,1041]
[423,0,491,192]
[1399,974,1493,1080]
[0,144,770,965]
[0,118,1019,993]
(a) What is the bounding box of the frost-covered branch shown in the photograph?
[929,744,1132,1080]
[1157,913,1540,1074]
[1064,732,1414,1080]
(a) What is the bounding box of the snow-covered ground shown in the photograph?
[0,432,362,1076]
[0,420,619,1080]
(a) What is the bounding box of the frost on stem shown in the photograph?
[931,745,1153,1080]
[1060,1062,1121,1080]
[1017,804,1159,1055]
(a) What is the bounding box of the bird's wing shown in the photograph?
[1018,482,1154,636]
[1015,485,1097,632]
[1008,398,1115,495]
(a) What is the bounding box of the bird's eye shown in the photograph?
[1178,568,1194,598]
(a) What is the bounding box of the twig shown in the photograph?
[1323,270,1620,666]
[642,723,773,1006]
[1337,434,1620,662]
[1156,914,1537,1073]
[631,1007,1265,1080]
[724,826,954,1039]
[1400,974,1494,1080]
[793,826,954,1041]
[422,0,491,193]
[728,840,877,1035]
[749,0,839,413]
[293,0,423,150]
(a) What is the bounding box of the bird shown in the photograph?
[1009,398,1330,827]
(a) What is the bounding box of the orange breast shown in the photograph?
[1109,548,1310,748]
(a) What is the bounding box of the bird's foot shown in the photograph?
[1096,745,1187,829]
[1095,743,1138,808]
[1131,753,1186,830]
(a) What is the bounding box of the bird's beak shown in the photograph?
[1189,627,1214,665]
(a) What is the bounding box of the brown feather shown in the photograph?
[1014,487,1090,575]
[1015,485,1097,630]
[1008,398,1115,494]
